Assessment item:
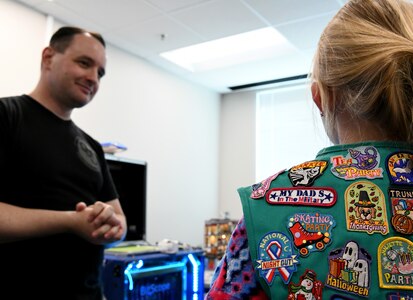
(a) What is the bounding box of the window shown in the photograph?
[255,81,331,181]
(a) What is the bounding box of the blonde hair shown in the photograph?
[312,0,413,142]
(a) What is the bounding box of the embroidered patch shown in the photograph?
[287,212,336,257]
[344,181,389,235]
[288,160,328,187]
[378,237,413,290]
[330,146,383,180]
[386,291,413,299]
[388,188,413,235]
[251,169,285,199]
[287,269,323,300]
[387,152,413,185]
[325,241,371,298]
[256,231,299,285]
[266,187,337,207]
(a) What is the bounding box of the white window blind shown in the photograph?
[255,82,331,181]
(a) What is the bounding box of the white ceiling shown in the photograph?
[15,0,345,93]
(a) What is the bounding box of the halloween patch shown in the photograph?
[288,160,328,187]
[386,291,413,299]
[330,146,383,180]
[266,187,337,207]
[256,231,299,285]
[251,169,285,199]
[287,269,323,300]
[386,152,413,185]
[378,237,413,290]
[344,181,389,235]
[325,241,371,298]
[388,188,413,235]
[287,212,336,257]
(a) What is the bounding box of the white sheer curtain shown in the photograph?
[255,82,331,181]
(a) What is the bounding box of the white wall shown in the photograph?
[0,0,220,247]
[219,90,256,220]
[0,0,45,95]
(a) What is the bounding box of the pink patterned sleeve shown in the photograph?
[205,217,269,299]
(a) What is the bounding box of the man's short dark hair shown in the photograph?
[49,26,106,53]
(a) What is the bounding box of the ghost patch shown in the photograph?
[325,240,371,298]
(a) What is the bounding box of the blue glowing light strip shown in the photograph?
[188,253,200,299]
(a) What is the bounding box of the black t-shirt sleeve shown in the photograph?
[91,138,119,203]
[0,96,19,168]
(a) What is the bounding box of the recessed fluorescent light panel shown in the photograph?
[160,27,296,72]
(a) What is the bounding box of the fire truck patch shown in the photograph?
[256,231,299,286]
[330,146,383,180]
[325,241,371,298]
[386,152,413,185]
[288,160,328,187]
[378,237,413,290]
[266,187,337,207]
[344,181,389,235]
[287,212,336,257]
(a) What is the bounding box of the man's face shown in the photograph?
[47,33,106,109]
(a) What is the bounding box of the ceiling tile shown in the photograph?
[244,0,342,25]
[55,0,162,30]
[34,1,103,32]
[14,0,44,6]
[146,0,209,12]
[171,0,267,40]
[276,12,336,50]
[108,15,204,53]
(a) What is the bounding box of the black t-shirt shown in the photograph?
[0,95,118,299]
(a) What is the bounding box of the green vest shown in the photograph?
[240,141,413,299]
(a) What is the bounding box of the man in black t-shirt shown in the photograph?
[0,27,127,299]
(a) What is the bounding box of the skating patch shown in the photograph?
[330,146,383,180]
[378,237,413,290]
[388,188,413,235]
[256,231,299,285]
[325,241,371,298]
[251,169,285,199]
[287,212,336,257]
[386,152,413,185]
[288,160,328,187]
[287,269,323,300]
[344,181,389,235]
[386,291,413,299]
[266,187,337,207]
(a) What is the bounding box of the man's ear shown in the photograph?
[311,82,323,114]
[41,47,55,69]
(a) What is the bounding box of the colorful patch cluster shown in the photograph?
[256,147,413,297]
